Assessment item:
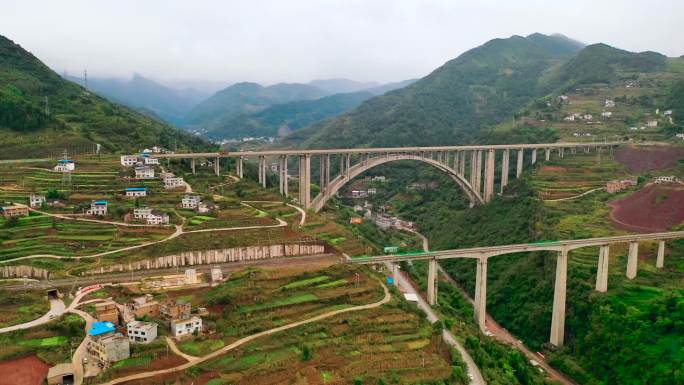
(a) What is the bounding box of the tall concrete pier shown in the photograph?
[549,249,568,347]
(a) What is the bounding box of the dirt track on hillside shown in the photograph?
[609,183,684,232]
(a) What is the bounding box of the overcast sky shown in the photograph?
[2,0,683,88]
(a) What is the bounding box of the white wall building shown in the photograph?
[143,157,159,165]
[654,176,676,183]
[135,166,155,179]
[120,155,139,167]
[133,207,153,219]
[170,316,202,337]
[126,321,158,344]
[181,195,201,209]
[647,120,658,127]
[164,177,185,189]
[601,111,612,118]
[54,160,75,172]
[125,187,147,197]
[29,194,45,208]
[147,211,169,225]
[605,99,615,108]
[87,201,108,216]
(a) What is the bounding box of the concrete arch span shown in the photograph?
[310,154,483,212]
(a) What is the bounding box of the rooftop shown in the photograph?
[93,200,108,205]
[125,187,147,191]
[89,321,116,336]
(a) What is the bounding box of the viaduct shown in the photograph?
[351,230,682,347]
[154,141,622,212]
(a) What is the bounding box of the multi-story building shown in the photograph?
[133,207,153,219]
[129,295,160,318]
[147,210,169,225]
[95,300,120,324]
[143,156,159,165]
[170,316,202,337]
[120,155,139,166]
[160,300,191,321]
[29,194,46,208]
[647,120,658,127]
[54,159,75,172]
[164,176,185,189]
[135,166,155,179]
[1,203,29,218]
[126,321,158,344]
[125,187,148,197]
[87,200,108,216]
[87,330,130,367]
[181,194,201,209]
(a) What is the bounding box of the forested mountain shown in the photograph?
[286,33,586,148]
[184,82,327,131]
[0,35,211,158]
[308,78,379,94]
[204,91,373,140]
[65,73,209,125]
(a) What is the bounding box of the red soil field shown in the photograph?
[614,146,684,172]
[0,355,49,385]
[609,184,684,233]
[540,166,567,172]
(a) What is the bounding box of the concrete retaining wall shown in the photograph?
[85,243,326,275]
[0,265,51,280]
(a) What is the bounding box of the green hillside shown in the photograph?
[204,91,373,140]
[0,35,211,158]
[184,81,327,131]
[287,33,584,148]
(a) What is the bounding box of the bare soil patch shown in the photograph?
[0,355,49,385]
[614,146,684,172]
[541,166,568,172]
[609,184,684,232]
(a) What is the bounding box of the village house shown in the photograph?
[351,190,368,198]
[647,120,658,127]
[164,176,185,189]
[563,115,575,122]
[126,321,158,344]
[605,99,616,108]
[135,166,155,179]
[120,155,138,166]
[147,210,169,225]
[46,363,74,385]
[95,301,120,324]
[1,203,29,218]
[583,114,593,121]
[557,95,569,103]
[54,159,75,172]
[133,207,153,219]
[197,202,215,214]
[664,110,673,116]
[87,200,108,216]
[86,323,130,367]
[210,267,223,283]
[125,187,147,198]
[128,295,160,318]
[160,300,191,321]
[372,176,386,182]
[606,178,637,194]
[181,194,201,209]
[654,176,676,184]
[676,133,684,140]
[29,194,46,208]
[152,146,162,153]
[601,111,612,118]
[170,316,202,337]
[142,154,159,165]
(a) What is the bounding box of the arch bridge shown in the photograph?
[350,230,683,347]
[154,141,622,211]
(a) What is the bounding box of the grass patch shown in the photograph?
[18,336,68,347]
[280,275,330,290]
[237,293,319,313]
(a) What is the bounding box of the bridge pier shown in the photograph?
[545,148,551,161]
[279,155,288,196]
[656,240,665,268]
[236,157,244,179]
[501,149,510,193]
[459,152,466,176]
[516,149,524,178]
[258,155,267,187]
[475,150,483,196]
[470,151,478,190]
[345,154,351,177]
[191,158,196,174]
[392,263,400,285]
[299,154,311,209]
[550,249,568,347]
[531,149,537,165]
[596,245,609,292]
[626,241,638,279]
[474,256,488,332]
[214,157,220,176]
[484,149,495,202]
[427,259,438,305]
[453,151,459,171]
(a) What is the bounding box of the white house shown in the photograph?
[367,188,377,195]
[605,99,615,108]
[126,321,157,344]
[583,114,593,121]
[133,207,153,219]
[654,176,676,184]
[164,177,185,189]
[125,187,147,197]
[54,159,75,172]
[563,115,575,122]
[143,157,159,165]
[135,166,155,179]
[601,111,612,118]
[120,155,138,167]
[181,195,201,209]
[29,194,45,208]
[152,146,162,153]
[170,316,202,337]
[664,110,673,116]
[676,133,684,140]
[647,120,658,127]
[87,201,108,216]
[147,211,169,225]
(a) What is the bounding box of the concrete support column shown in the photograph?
[596,245,609,292]
[214,157,220,176]
[531,149,537,165]
[470,151,477,187]
[475,150,483,195]
[325,154,331,188]
[319,155,326,192]
[279,155,288,196]
[427,259,438,306]
[550,249,568,347]
[501,149,510,194]
[516,149,524,178]
[299,154,311,209]
[453,151,459,171]
[559,147,564,158]
[545,148,551,161]
[459,151,466,176]
[484,149,495,202]
[236,157,244,179]
[656,240,665,269]
[339,156,345,177]
[626,241,638,279]
[191,158,196,174]
[345,154,351,176]
[258,155,266,187]
[282,156,288,197]
[474,256,488,332]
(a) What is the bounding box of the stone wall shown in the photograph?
[85,243,326,275]
[0,265,51,280]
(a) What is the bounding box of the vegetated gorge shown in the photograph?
[1,30,684,385]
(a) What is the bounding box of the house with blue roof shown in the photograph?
[125,187,148,198]
[87,200,108,216]
[54,159,75,172]
[89,321,116,336]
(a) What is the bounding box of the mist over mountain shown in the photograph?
[308,78,380,94]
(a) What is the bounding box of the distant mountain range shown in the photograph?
[0,34,211,158]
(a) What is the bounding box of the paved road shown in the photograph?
[387,261,485,385]
[0,254,338,291]
[99,282,391,385]
[0,298,65,333]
